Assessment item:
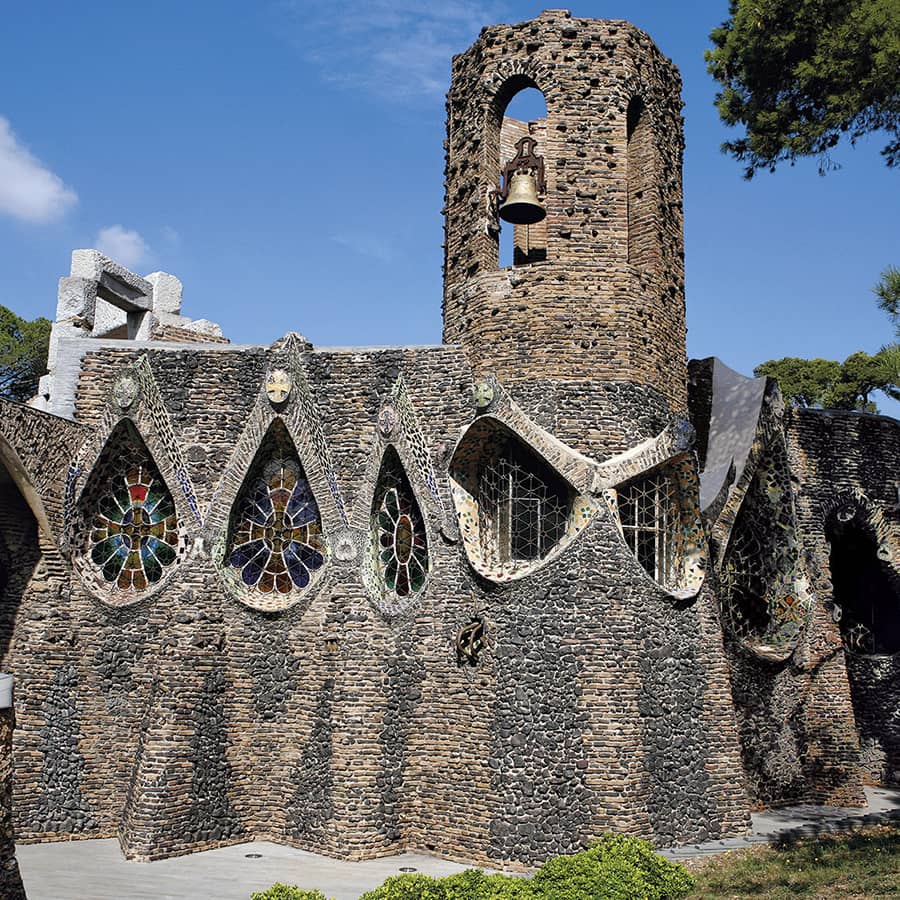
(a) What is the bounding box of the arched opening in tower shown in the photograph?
[497,86,548,268]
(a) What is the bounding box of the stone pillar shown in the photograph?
[0,675,27,900]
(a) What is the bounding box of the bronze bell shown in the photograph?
[498,172,546,225]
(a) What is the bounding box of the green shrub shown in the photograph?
[358,873,447,900]
[441,868,532,899]
[262,836,692,900]
[531,835,693,900]
[250,884,333,900]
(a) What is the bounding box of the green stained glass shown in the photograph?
[370,449,429,601]
[79,422,181,594]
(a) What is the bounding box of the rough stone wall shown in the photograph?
[151,323,230,345]
[0,399,87,539]
[721,634,864,808]
[442,10,687,458]
[0,708,26,900]
[788,408,900,786]
[8,8,892,873]
[0,337,753,865]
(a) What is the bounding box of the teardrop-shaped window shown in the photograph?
[367,447,429,613]
[449,417,580,582]
[75,420,181,596]
[225,420,326,597]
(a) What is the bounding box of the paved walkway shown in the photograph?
[17,787,900,900]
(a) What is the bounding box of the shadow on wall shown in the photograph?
[0,480,41,665]
[829,509,900,786]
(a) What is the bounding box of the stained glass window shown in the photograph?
[372,450,428,598]
[226,423,325,595]
[478,440,569,564]
[617,473,677,584]
[80,423,180,592]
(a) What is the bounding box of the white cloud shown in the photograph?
[95,225,151,268]
[280,0,507,101]
[330,231,395,263]
[0,116,78,223]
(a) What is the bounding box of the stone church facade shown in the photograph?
[0,10,898,891]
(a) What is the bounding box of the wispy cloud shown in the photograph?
[331,231,395,263]
[278,0,507,101]
[0,116,78,224]
[95,225,151,268]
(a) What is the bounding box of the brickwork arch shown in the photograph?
[0,433,53,542]
[825,491,900,656]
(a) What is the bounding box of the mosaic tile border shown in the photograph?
[64,356,199,606]
[448,380,600,583]
[353,378,443,618]
[205,339,347,612]
[604,451,707,601]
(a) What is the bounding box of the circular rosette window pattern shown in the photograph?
[365,448,429,615]
[227,458,325,595]
[75,421,183,598]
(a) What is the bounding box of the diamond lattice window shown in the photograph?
[478,441,569,565]
[371,449,428,600]
[617,473,677,584]
[79,422,180,593]
[227,422,325,595]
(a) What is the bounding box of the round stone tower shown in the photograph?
[442,9,687,458]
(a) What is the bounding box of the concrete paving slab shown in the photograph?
[17,786,900,899]
[17,839,492,900]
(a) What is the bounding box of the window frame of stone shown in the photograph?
[72,418,184,603]
[477,436,570,568]
[615,470,678,585]
[368,445,430,611]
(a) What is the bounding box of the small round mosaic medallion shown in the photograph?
[265,369,292,405]
[332,529,359,562]
[377,405,399,438]
[471,379,495,411]
[113,374,139,410]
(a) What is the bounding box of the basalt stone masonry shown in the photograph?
[0,9,897,876]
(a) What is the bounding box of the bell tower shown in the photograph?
[442,9,687,458]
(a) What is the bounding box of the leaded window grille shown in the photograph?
[226,422,325,595]
[617,473,677,584]
[77,421,182,594]
[478,441,569,564]
[371,449,428,600]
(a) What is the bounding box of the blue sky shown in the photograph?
[0,1,897,412]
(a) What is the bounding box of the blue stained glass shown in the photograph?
[225,423,326,596]
[230,540,265,568]
[241,557,267,586]
[81,423,180,592]
[294,542,324,570]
